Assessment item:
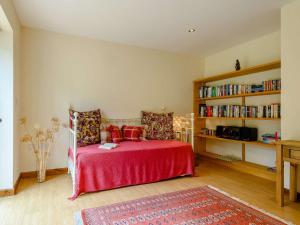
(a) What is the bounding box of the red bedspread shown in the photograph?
[68,140,194,199]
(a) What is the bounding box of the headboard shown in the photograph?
[68,106,194,147]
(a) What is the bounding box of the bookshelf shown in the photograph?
[193,60,281,181]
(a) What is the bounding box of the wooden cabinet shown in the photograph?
[276,141,300,206]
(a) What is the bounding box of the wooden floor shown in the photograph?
[0,161,299,225]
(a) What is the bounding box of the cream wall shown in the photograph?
[0,0,21,188]
[20,27,203,171]
[202,31,281,168]
[281,0,300,191]
[204,31,281,75]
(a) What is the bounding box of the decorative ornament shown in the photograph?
[235,59,241,71]
[20,117,61,182]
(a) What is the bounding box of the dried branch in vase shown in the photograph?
[20,117,61,182]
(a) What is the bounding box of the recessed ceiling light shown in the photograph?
[188,28,196,33]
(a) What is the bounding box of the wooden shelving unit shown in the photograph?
[196,134,276,148]
[193,60,281,181]
[199,151,276,182]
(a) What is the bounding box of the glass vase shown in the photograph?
[37,166,46,183]
[36,152,47,183]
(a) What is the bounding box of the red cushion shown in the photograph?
[107,125,123,143]
[122,125,143,142]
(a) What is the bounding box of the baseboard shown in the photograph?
[0,189,14,197]
[284,188,300,201]
[20,167,68,178]
[13,173,22,195]
[0,173,21,197]
[0,168,68,197]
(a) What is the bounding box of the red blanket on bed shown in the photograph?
[68,140,194,199]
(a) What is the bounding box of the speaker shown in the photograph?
[222,126,241,140]
[216,126,224,137]
[240,127,257,141]
[215,126,258,141]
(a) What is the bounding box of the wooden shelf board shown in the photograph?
[196,134,276,148]
[196,90,281,101]
[194,60,281,83]
[276,140,300,148]
[198,117,280,121]
[198,151,276,182]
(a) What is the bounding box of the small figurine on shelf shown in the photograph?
[235,59,241,71]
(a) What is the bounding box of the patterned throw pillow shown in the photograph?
[107,125,123,143]
[122,125,143,142]
[141,111,174,140]
[69,109,101,147]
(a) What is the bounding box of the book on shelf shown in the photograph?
[199,79,281,98]
[199,104,281,119]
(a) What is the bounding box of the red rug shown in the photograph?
[80,186,293,225]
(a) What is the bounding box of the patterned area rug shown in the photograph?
[78,186,293,225]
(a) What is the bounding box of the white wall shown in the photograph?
[203,31,281,167]
[281,0,300,191]
[0,0,21,189]
[20,27,203,171]
[0,28,13,189]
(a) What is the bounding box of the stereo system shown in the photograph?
[216,126,257,141]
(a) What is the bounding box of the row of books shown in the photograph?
[263,79,281,92]
[199,79,281,98]
[199,104,281,118]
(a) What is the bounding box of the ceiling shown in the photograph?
[13,0,292,56]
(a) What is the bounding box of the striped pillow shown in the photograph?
[122,125,143,142]
[107,125,123,143]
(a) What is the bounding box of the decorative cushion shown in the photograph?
[69,109,101,147]
[141,111,174,140]
[122,125,143,142]
[107,125,123,143]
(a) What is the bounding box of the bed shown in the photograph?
[68,112,194,199]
